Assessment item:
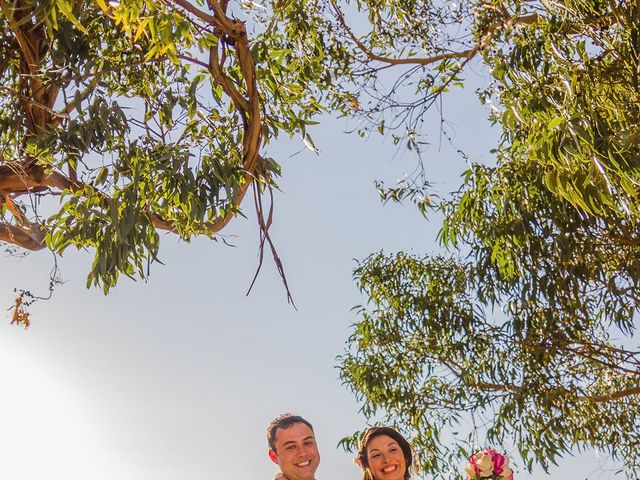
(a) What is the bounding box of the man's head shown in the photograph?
[267,413,320,480]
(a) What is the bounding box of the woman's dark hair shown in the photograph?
[356,426,413,480]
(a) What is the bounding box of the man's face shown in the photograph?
[269,422,320,480]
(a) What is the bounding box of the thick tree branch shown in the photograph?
[0,0,38,75]
[0,222,45,250]
[0,163,75,193]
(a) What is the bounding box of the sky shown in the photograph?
[0,33,620,480]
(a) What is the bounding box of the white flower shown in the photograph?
[473,451,494,477]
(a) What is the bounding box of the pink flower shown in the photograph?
[465,454,480,479]
[486,449,506,475]
[466,449,513,480]
[470,451,494,477]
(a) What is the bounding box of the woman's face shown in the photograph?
[365,434,407,480]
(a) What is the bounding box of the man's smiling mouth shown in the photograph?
[295,460,312,467]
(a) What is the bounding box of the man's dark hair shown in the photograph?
[267,413,314,452]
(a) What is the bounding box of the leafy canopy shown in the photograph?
[297,0,640,479]
[0,0,321,296]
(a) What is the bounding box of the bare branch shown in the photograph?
[329,0,540,67]
[169,0,217,25]
[0,222,45,250]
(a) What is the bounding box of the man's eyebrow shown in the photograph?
[283,436,315,446]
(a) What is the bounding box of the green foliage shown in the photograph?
[330,1,640,479]
[0,0,321,293]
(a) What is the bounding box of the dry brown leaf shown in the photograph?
[10,296,30,329]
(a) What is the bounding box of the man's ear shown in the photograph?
[269,449,279,465]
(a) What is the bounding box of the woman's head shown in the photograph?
[356,426,412,480]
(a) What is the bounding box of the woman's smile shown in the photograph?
[366,434,407,480]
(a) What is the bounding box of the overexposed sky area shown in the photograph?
[0,63,615,480]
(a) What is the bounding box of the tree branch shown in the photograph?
[443,358,640,403]
[169,0,217,26]
[0,222,45,250]
[329,0,539,67]
[590,385,640,403]
[0,0,38,76]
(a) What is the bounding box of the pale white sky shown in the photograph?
[0,64,616,480]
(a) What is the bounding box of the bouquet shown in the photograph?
[465,449,513,480]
